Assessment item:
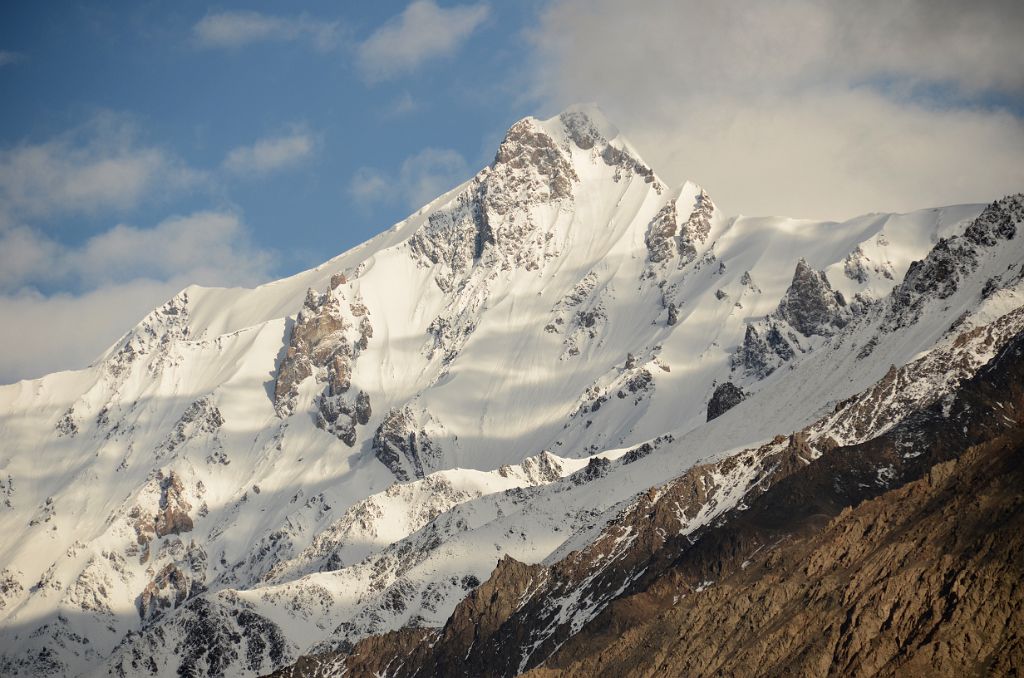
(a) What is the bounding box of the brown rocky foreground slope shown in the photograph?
[270,330,1024,678]
[532,428,1024,676]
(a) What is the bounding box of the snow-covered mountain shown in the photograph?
[0,105,1021,677]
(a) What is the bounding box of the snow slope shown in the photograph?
[0,105,1020,677]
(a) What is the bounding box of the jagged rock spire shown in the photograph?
[776,258,847,337]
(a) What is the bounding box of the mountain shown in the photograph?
[0,105,1021,678]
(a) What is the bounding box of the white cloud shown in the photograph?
[0,225,59,291]
[0,211,272,292]
[193,11,340,52]
[386,92,420,117]
[0,211,274,383]
[0,281,189,384]
[349,147,470,209]
[0,115,202,220]
[399,148,471,207]
[0,50,25,67]
[357,1,489,81]
[224,131,315,175]
[348,167,392,204]
[530,0,1024,219]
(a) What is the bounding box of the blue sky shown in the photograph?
[1,0,1022,382]
[0,2,545,277]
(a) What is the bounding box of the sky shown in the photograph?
[1,0,1022,383]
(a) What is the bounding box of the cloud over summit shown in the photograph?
[530,0,1024,220]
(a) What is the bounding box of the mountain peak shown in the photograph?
[552,103,620,145]
[495,104,627,164]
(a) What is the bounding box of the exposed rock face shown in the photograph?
[154,471,193,539]
[843,245,870,283]
[275,289,344,413]
[112,597,293,678]
[498,452,564,485]
[887,195,1020,330]
[275,281,374,447]
[55,408,78,437]
[644,202,678,264]
[427,298,485,365]
[739,270,760,292]
[645,188,714,271]
[137,562,205,624]
[426,555,547,672]
[371,408,441,481]
[7,96,1024,678]
[547,273,609,359]
[889,239,978,330]
[412,114,652,366]
[126,470,194,566]
[158,396,223,459]
[776,258,846,336]
[315,389,372,448]
[561,112,659,187]
[409,188,492,292]
[706,381,745,421]
[680,189,714,258]
[0,570,23,610]
[531,443,1024,676]
[492,119,578,209]
[666,302,679,326]
[734,322,795,378]
[105,291,191,380]
[410,117,579,291]
[964,194,1020,245]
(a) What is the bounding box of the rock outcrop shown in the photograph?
[644,202,678,265]
[734,322,795,378]
[678,188,714,264]
[137,561,205,624]
[886,195,1020,330]
[644,188,715,270]
[776,258,846,337]
[371,408,441,481]
[154,471,193,539]
[706,381,746,421]
[275,279,374,446]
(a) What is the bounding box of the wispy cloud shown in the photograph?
[348,167,392,205]
[349,147,471,209]
[0,211,274,383]
[0,50,26,67]
[223,131,316,176]
[386,92,420,117]
[0,114,279,382]
[0,211,272,292]
[357,1,489,82]
[531,0,1024,219]
[193,11,341,52]
[0,114,202,221]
